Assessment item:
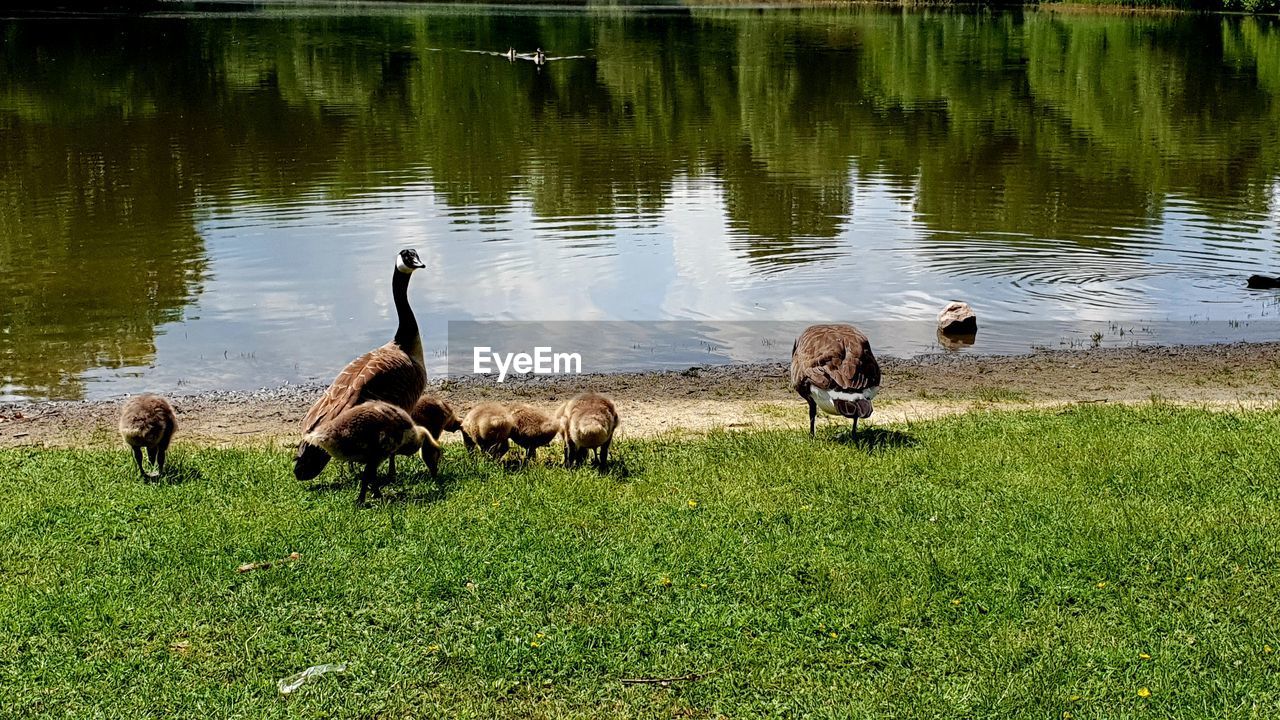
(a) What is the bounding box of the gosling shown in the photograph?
[118,393,178,481]
[303,401,434,504]
[410,394,463,439]
[508,403,559,462]
[461,402,516,461]
[556,392,619,469]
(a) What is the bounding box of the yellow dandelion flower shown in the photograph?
[687,500,698,508]
[530,641,541,648]
[1265,645,1273,654]
[1096,582,1107,589]
[1185,575,1194,581]
[829,632,838,639]
[1063,712,1073,719]
[1139,652,1151,660]
[660,576,672,587]
[1069,695,1080,702]
[1137,687,1151,698]
[427,644,440,652]
[491,500,500,507]
[699,583,708,589]
[951,598,962,606]
[536,632,546,639]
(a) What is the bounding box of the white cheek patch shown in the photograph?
[396,256,415,274]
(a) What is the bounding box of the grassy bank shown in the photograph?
[3,405,1280,717]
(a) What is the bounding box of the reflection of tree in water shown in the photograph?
[0,23,213,399]
[2,10,1280,396]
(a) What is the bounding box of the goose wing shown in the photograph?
[302,343,425,434]
[790,324,881,396]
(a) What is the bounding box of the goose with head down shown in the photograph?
[790,323,881,439]
[118,393,178,481]
[304,401,435,504]
[294,249,428,481]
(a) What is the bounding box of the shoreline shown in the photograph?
[4,340,1280,448]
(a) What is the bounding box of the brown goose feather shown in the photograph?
[790,323,881,419]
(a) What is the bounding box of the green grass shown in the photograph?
[3,405,1280,717]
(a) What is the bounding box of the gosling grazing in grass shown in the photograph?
[508,403,559,461]
[118,393,178,481]
[461,402,516,460]
[410,394,462,440]
[790,323,881,439]
[303,401,434,504]
[556,392,619,469]
[294,249,428,481]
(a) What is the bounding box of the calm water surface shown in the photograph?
[2,5,1280,399]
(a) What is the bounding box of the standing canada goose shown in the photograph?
[294,249,428,481]
[118,393,178,481]
[508,403,558,461]
[410,394,462,440]
[461,402,515,460]
[556,392,619,468]
[790,323,881,439]
[303,401,435,504]
[534,48,546,65]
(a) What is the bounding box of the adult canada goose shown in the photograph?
[556,392,619,468]
[410,394,462,439]
[461,402,515,460]
[303,401,435,504]
[508,403,558,461]
[790,323,881,439]
[294,249,428,481]
[118,393,177,481]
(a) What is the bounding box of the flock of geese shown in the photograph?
[119,249,881,504]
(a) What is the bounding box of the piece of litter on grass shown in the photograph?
[237,552,302,573]
[278,663,348,695]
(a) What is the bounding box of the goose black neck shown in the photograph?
[392,268,419,350]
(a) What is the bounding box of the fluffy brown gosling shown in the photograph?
[461,402,516,461]
[410,394,463,439]
[508,403,559,462]
[118,393,178,481]
[556,392,619,469]
[303,401,433,504]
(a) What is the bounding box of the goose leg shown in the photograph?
[808,398,817,437]
[156,444,168,479]
[599,440,610,470]
[378,456,396,499]
[357,462,377,505]
[851,416,859,442]
[132,446,148,481]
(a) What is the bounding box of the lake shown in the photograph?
[2,4,1279,400]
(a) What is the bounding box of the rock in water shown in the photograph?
[938,301,978,335]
